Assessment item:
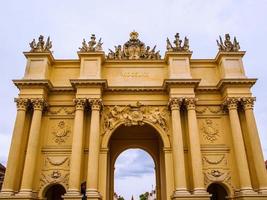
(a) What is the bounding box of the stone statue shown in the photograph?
[166,33,190,52]
[216,33,240,52]
[29,35,52,52]
[107,31,161,60]
[79,34,103,52]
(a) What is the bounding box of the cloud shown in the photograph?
[115,149,155,179]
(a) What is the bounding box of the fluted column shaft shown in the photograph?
[67,98,86,195]
[185,98,206,194]
[19,98,45,195]
[224,98,253,192]
[86,99,102,199]
[168,98,189,196]
[241,97,267,193]
[1,98,29,195]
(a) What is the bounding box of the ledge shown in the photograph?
[13,79,53,90]
[70,79,108,89]
[217,78,257,91]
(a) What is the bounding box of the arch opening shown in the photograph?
[207,183,228,200]
[44,184,66,200]
[107,124,166,200]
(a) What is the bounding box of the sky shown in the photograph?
[0,0,267,199]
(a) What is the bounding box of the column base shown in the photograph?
[0,190,15,197]
[172,188,191,197]
[259,188,267,195]
[63,190,82,200]
[15,190,37,200]
[86,189,102,200]
[234,193,267,200]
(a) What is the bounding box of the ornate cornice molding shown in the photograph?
[70,79,107,90]
[217,78,257,91]
[13,79,53,90]
[163,79,201,91]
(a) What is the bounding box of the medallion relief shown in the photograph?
[201,119,220,143]
[102,102,169,135]
[52,121,71,144]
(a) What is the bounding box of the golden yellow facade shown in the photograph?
[0,32,267,200]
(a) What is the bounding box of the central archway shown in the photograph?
[107,124,168,200]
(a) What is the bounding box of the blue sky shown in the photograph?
[0,0,267,199]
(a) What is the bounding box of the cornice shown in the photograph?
[104,59,166,65]
[23,52,55,63]
[70,79,108,89]
[163,79,201,90]
[105,86,165,93]
[215,51,246,63]
[13,79,53,90]
[164,51,193,61]
[217,78,257,91]
[77,51,105,62]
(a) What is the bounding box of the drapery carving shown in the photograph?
[102,102,169,135]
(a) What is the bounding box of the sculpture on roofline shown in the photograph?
[29,35,52,53]
[216,33,240,52]
[166,33,190,52]
[107,31,161,60]
[79,34,103,52]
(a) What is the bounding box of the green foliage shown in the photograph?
[139,192,149,200]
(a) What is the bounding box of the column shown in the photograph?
[98,148,108,200]
[168,98,190,196]
[184,98,207,194]
[66,98,86,196]
[241,97,267,193]
[1,98,29,195]
[18,98,46,196]
[86,99,102,199]
[224,97,253,193]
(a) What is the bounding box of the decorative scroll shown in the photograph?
[166,33,190,52]
[102,102,169,135]
[29,35,52,53]
[79,34,103,52]
[107,31,161,60]
[217,34,240,52]
[52,121,71,144]
[201,119,219,143]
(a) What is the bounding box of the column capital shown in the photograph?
[168,97,183,110]
[223,97,240,110]
[241,97,256,110]
[184,97,197,110]
[15,98,29,111]
[74,98,87,110]
[30,98,47,111]
[89,98,103,111]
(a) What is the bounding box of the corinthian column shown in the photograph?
[86,99,102,199]
[66,98,86,196]
[1,98,29,195]
[18,98,46,196]
[168,98,190,197]
[224,97,253,193]
[184,98,206,194]
[241,97,267,193]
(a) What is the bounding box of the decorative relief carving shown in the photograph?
[74,98,86,110]
[107,31,161,60]
[217,33,240,52]
[166,33,190,52]
[29,35,52,53]
[196,106,224,114]
[202,155,226,165]
[39,171,69,190]
[79,34,103,52]
[184,97,197,110]
[204,169,234,190]
[201,119,219,143]
[89,98,103,111]
[30,98,47,111]
[168,97,183,110]
[46,156,69,167]
[48,107,75,115]
[223,97,240,110]
[52,121,71,144]
[102,102,169,135]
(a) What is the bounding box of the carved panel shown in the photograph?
[48,107,75,115]
[196,106,225,115]
[44,156,70,169]
[102,102,169,135]
[202,154,228,169]
[39,170,69,190]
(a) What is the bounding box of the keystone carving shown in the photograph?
[29,35,52,53]
[107,31,161,60]
[166,33,190,52]
[103,102,169,134]
[79,34,103,52]
[201,119,219,143]
[52,121,71,144]
[217,33,240,52]
[39,171,69,190]
[204,169,233,190]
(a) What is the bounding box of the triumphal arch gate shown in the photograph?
[1,31,267,200]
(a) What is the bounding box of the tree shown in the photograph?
[139,192,149,200]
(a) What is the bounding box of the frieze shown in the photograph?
[196,106,224,114]
[48,107,75,115]
[102,102,169,135]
